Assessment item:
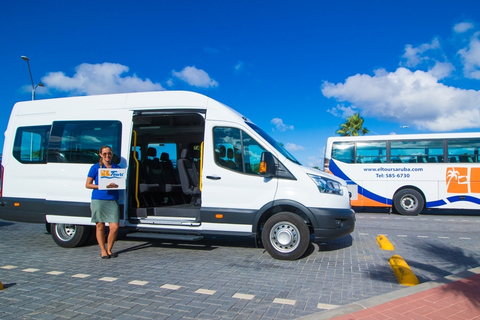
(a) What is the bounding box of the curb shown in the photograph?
[295,266,480,320]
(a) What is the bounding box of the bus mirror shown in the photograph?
[259,152,276,177]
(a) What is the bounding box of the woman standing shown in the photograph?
[85,145,121,259]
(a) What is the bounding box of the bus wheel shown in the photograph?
[393,189,424,216]
[51,223,91,248]
[262,212,310,260]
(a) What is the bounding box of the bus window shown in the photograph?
[391,140,443,163]
[332,142,354,163]
[357,141,386,163]
[448,139,480,163]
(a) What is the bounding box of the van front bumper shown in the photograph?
[309,207,355,241]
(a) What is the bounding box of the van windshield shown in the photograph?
[246,122,301,165]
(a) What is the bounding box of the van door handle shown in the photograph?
[206,175,221,180]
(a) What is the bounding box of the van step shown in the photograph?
[126,232,204,241]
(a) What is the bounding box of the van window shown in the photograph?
[13,125,51,164]
[213,127,266,174]
[48,121,122,163]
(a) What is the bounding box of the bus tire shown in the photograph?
[393,189,424,216]
[51,223,91,248]
[262,212,310,260]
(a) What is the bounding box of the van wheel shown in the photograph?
[51,224,91,248]
[393,189,424,216]
[262,212,310,260]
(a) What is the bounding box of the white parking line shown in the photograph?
[273,298,296,305]
[195,288,216,295]
[46,271,64,275]
[160,284,181,290]
[22,268,39,273]
[233,293,255,300]
[317,303,340,309]
[129,280,148,286]
[161,284,182,290]
[99,277,118,282]
[72,274,90,278]
[1,265,17,270]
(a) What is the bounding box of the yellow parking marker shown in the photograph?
[0,281,3,290]
[376,234,394,250]
[389,255,419,286]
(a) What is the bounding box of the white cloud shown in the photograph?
[401,38,440,68]
[284,143,304,152]
[172,66,218,88]
[321,67,480,131]
[454,22,474,33]
[327,104,357,118]
[271,118,294,131]
[458,32,480,79]
[41,62,164,95]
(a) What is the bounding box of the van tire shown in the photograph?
[393,189,424,216]
[262,212,310,260]
[51,224,91,248]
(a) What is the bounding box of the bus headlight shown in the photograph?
[308,174,344,196]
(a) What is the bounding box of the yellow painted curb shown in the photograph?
[389,255,419,286]
[376,234,394,250]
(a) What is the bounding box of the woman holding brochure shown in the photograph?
[85,145,121,259]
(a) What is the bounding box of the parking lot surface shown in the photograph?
[1,212,480,319]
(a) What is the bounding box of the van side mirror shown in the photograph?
[259,152,276,177]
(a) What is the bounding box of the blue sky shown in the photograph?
[2,0,480,167]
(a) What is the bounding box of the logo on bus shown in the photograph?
[446,167,480,193]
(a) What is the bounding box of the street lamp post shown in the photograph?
[21,56,44,100]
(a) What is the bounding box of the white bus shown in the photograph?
[325,132,480,215]
[0,91,354,260]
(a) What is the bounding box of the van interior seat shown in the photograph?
[178,149,201,197]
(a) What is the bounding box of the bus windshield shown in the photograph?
[246,122,301,165]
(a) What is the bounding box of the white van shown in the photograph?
[0,91,354,260]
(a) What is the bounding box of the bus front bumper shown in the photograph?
[309,207,355,241]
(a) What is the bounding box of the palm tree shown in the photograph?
[336,113,369,136]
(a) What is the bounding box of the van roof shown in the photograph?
[11,90,246,121]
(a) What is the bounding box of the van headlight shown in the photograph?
[308,174,344,196]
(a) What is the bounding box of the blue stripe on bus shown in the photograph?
[329,160,391,204]
[426,199,447,207]
[447,196,480,205]
[329,159,450,208]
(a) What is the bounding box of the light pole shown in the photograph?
[21,56,44,100]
